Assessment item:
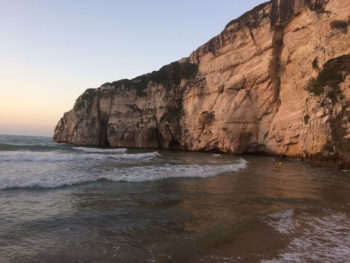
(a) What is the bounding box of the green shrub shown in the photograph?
[74,100,85,111]
[330,20,348,33]
[108,61,198,97]
[310,67,343,94]
[341,139,350,152]
[326,90,338,102]
[74,89,100,111]
[308,54,350,96]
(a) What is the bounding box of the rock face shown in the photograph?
[54,0,350,167]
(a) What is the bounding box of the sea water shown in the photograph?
[1,135,350,262]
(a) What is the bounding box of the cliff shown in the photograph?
[54,0,350,168]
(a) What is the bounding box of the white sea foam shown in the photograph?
[0,151,160,162]
[269,209,295,220]
[262,209,350,262]
[0,158,247,189]
[0,151,108,162]
[265,209,299,235]
[103,158,248,182]
[73,147,127,153]
[108,151,161,160]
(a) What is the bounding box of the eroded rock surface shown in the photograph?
[54,0,350,167]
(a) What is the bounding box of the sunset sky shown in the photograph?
[0,0,266,136]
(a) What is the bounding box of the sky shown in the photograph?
[0,0,266,136]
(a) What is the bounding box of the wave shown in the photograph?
[0,143,62,152]
[0,151,160,162]
[262,209,350,262]
[0,151,109,162]
[0,159,247,190]
[269,209,295,220]
[0,135,55,148]
[264,209,298,234]
[103,158,247,182]
[109,151,161,159]
[0,143,128,154]
[73,147,127,153]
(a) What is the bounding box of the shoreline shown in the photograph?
[53,141,350,170]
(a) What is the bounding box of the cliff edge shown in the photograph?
[54,0,350,168]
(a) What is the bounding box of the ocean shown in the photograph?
[1,134,350,262]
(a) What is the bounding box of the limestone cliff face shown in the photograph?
[54,0,350,167]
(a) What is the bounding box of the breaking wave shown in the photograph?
[0,159,247,190]
[264,209,299,234]
[0,143,63,152]
[103,159,248,183]
[0,151,160,162]
[0,135,247,190]
[73,147,127,153]
[262,208,350,262]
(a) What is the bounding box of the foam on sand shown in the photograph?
[262,208,350,262]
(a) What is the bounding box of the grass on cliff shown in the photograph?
[308,54,350,98]
[323,110,350,154]
[312,58,319,69]
[74,88,100,111]
[103,61,198,96]
[330,20,348,33]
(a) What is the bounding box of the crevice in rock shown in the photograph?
[270,0,296,26]
[305,0,330,13]
[269,25,285,105]
[158,83,185,149]
[248,27,259,52]
[99,120,110,147]
[97,95,111,147]
[169,139,181,150]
